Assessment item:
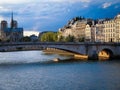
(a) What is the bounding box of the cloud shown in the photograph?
[0,16,4,21]
[46,0,90,3]
[0,6,10,12]
[24,31,39,36]
[102,2,112,8]
[0,0,91,5]
[0,0,120,33]
[0,0,32,4]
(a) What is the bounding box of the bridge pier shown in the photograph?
[88,56,98,60]
[88,51,98,60]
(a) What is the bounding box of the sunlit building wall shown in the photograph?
[85,24,91,42]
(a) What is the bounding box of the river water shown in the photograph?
[0,51,120,90]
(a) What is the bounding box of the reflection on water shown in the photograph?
[0,51,120,90]
[0,51,73,65]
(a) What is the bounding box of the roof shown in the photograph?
[4,28,23,32]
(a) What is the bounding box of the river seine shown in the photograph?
[0,51,120,90]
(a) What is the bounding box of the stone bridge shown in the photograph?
[0,42,120,59]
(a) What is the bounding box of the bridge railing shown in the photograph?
[0,42,120,46]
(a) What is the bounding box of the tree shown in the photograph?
[21,36,31,42]
[65,35,75,42]
[40,32,58,42]
[53,33,58,42]
[78,37,85,42]
[58,35,65,42]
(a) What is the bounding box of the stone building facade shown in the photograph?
[59,14,120,42]
[85,24,91,42]
[104,20,115,42]
[0,13,23,42]
[84,14,120,42]
[95,22,104,42]
[104,14,120,42]
[58,18,92,42]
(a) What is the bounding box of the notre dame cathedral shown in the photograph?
[0,13,23,42]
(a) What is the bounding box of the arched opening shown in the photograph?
[98,49,113,60]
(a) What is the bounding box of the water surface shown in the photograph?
[0,51,120,90]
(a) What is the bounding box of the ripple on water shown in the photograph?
[0,51,120,90]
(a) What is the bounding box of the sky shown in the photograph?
[0,0,120,36]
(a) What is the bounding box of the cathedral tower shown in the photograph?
[1,20,8,30]
[10,12,18,29]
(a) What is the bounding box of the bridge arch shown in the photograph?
[45,47,83,55]
[98,48,114,60]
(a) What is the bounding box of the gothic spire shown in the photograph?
[11,12,14,28]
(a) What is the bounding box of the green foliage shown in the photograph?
[21,36,31,42]
[58,35,75,42]
[78,37,85,42]
[65,35,75,42]
[40,32,58,42]
[58,35,65,42]
[53,33,58,42]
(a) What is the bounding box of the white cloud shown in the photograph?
[0,6,11,12]
[0,0,32,4]
[102,2,112,8]
[24,31,39,36]
[46,0,90,3]
[0,0,119,32]
[0,0,91,5]
[0,0,93,32]
[0,16,4,21]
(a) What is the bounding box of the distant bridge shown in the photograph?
[0,42,120,59]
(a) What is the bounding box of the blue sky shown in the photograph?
[0,0,120,35]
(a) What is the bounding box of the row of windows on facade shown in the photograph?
[59,14,120,42]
